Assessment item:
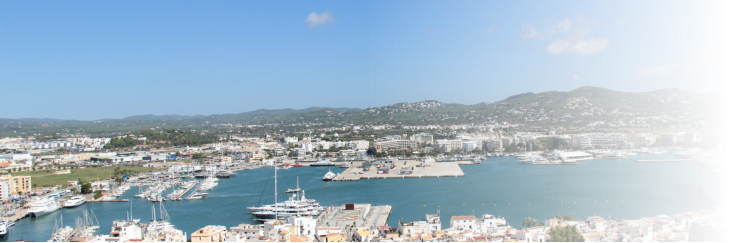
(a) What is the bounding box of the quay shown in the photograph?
[177,180,199,200]
[185,182,202,200]
[90,199,130,202]
[316,204,392,228]
[332,160,466,181]
[637,159,696,162]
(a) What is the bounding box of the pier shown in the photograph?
[637,159,696,162]
[177,180,199,200]
[332,160,466,181]
[184,181,202,200]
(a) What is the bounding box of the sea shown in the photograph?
[2,152,717,241]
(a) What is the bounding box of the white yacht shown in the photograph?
[248,167,325,221]
[28,197,61,217]
[64,195,87,208]
[323,170,336,181]
[310,159,335,166]
[0,220,7,237]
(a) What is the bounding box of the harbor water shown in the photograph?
[2,153,716,241]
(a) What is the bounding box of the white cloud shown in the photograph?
[305,12,334,27]
[522,17,610,56]
[639,64,677,78]
[486,25,499,33]
[573,75,581,80]
[682,41,724,73]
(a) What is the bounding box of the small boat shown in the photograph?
[293,162,304,167]
[323,170,336,181]
[340,162,352,168]
[286,177,301,193]
[472,158,481,164]
[187,192,207,200]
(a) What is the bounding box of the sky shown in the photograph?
[1,0,727,120]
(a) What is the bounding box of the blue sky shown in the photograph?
[1,0,726,120]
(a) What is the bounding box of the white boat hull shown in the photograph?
[30,207,60,217]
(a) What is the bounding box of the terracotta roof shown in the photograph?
[451,216,477,220]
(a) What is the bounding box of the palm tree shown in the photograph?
[522,217,538,228]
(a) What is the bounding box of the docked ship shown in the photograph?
[63,195,87,208]
[340,162,352,168]
[28,197,61,217]
[697,144,726,205]
[0,220,7,237]
[310,159,335,166]
[323,170,336,181]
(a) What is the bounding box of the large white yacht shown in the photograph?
[697,144,726,205]
[248,166,325,221]
[64,195,87,208]
[28,197,61,217]
[247,191,324,221]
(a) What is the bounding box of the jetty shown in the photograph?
[637,159,696,162]
[184,183,202,200]
[332,160,466,181]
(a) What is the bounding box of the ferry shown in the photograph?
[323,170,336,181]
[63,195,87,208]
[310,159,335,166]
[28,197,61,217]
[697,144,726,205]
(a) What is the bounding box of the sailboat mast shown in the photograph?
[273,161,278,220]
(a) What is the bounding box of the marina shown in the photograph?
[0,152,717,241]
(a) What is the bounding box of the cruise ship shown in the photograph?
[63,195,87,208]
[28,197,61,217]
[697,144,726,205]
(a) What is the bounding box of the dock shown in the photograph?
[177,180,199,200]
[316,204,392,228]
[637,159,696,162]
[332,160,466,181]
[184,181,202,200]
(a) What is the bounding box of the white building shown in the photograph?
[0,180,11,202]
[633,133,656,147]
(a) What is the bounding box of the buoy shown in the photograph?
[424,205,426,207]
[574,202,576,204]
[482,204,484,206]
[529,203,531,205]
[508,203,510,205]
[494,204,496,206]
[561,201,563,203]
[438,206,440,208]
[463,204,465,206]
[594,201,597,204]
[606,200,608,203]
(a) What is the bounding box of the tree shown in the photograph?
[554,214,562,219]
[522,217,539,228]
[563,213,576,221]
[549,225,584,242]
[94,190,102,199]
[80,183,93,194]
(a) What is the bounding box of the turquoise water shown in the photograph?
[3,153,716,241]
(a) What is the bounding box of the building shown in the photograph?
[572,133,628,148]
[375,140,418,153]
[0,175,31,195]
[484,139,503,152]
[191,225,227,242]
[633,133,656,147]
[410,133,434,145]
[683,132,704,143]
[0,180,11,202]
[450,215,477,230]
[435,139,462,152]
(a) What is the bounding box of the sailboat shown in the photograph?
[285,177,301,193]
